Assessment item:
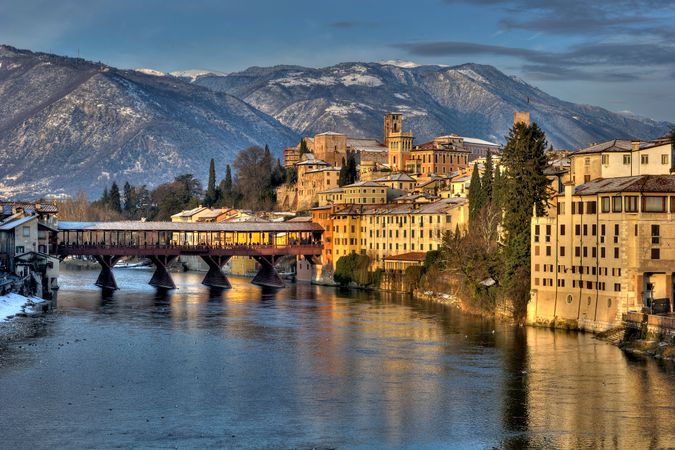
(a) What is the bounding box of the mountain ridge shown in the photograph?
[0,45,299,199]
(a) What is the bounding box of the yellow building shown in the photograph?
[170,206,211,223]
[529,175,675,332]
[388,131,414,171]
[569,139,673,186]
[373,172,417,191]
[277,159,341,211]
[328,198,468,268]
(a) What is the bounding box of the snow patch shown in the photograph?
[135,68,166,77]
[456,69,489,84]
[273,75,338,87]
[339,73,383,87]
[378,59,420,68]
[0,293,44,322]
[395,105,427,117]
[394,93,409,100]
[170,69,227,81]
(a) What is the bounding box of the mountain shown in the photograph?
[191,62,672,149]
[0,46,298,199]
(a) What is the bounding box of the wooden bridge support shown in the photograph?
[251,256,285,288]
[200,255,232,289]
[148,255,178,289]
[94,255,122,290]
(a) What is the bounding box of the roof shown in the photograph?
[347,138,387,153]
[573,139,651,155]
[0,201,58,213]
[319,187,345,194]
[170,206,208,218]
[0,215,37,231]
[573,175,675,196]
[196,208,232,219]
[58,221,324,232]
[332,198,467,216]
[383,252,427,262]
[297,159,329,166]
[460,137,500,146]
[374,173,416,183]
[343,181,385,188]
[315,131,345,136]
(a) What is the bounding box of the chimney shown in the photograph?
[631,140,640,151]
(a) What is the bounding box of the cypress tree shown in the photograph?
[500,122,550,318]
[205,158,217,207]
[482,151,494,201]
[299,139,310,154]
[109,182,122,213]
[219,164,233,207]
[467,163,483,222]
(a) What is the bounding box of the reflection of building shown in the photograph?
[529,175,675,331]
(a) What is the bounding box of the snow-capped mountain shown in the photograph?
[190,62,672,149]
[0,46,298,199]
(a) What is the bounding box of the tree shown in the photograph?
[467,163,484,223]
[218,164,234,207]
[151,174,202,220]
[482,151,494,201]
[338,155,357,186]
[123,181,136,215]
[299,138,310,155]
[205,158,218,207]
[233,146,275,210]
[109,182,122,213]
[271,158,286,187]
[500,122,550,318]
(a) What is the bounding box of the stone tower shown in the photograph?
[384,113,403,146]
[387,131,414,172]
[514,111,531,127]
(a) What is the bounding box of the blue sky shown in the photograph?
[1,0,673,121]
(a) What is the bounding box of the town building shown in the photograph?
[313,132,347,166]
[529,175,675,332]
[322,197,468,270]
[569,139,673,186]
[0,202,60,298]
[406,137,470,176]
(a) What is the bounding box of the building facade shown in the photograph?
[529,175,675,332]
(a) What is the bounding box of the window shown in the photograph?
[546,246,551,256]
[652,224,660,244]
[612,196,622,212]
[662,154,669,165]
[15,246,24,254]
[643,196,667,213]
[623,154,631,165]
[614,283,621,292]
[560,246,566,257]
[601,247,605,258]
[614,247,619,258]
[560,224,566,235]
[586,201,597,214]
[624,196,639,212]
[601,197,610,213]
[601,154,609,165]
[22,226,30,237]
[641,154,649,165]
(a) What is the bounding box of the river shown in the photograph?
[0,268,673,449]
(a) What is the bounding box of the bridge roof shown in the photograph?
[58,221,323,233]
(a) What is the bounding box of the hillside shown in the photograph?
[0,46,298,199]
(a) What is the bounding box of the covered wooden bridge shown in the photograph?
[56,221,323,290]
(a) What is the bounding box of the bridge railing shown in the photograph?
[56,242,322,251]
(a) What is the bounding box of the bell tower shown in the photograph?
[384,113,403,147]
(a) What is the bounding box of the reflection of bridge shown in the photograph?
[56,221,323,290]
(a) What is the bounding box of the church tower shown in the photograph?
[384,113,403,147]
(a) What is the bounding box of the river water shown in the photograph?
[0,268,673,449]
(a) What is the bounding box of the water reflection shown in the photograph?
[0,268,672,449]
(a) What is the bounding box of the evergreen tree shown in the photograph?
[219,164,233,207]
[500,122,550,318]
[299,138,310,155]
[109,182,122,213]
[100,187,110,206]
[492,164,503,207]
[205,158,218,207]
[123,181,137,217]
[271,158,286,187]
[467,163,483,223]
[482,151,494,201]
[338,155,357,186]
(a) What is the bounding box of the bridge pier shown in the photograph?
[200,255,232,289]
[94,255,122,290]
[251,256,285,288]
[148,255,178,289]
